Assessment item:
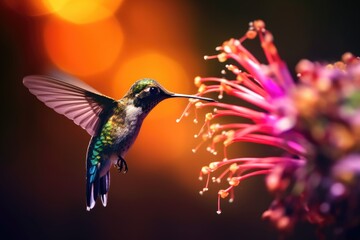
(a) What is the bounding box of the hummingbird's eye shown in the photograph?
[149,87,158,94]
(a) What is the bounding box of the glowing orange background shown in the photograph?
[1,0,360,239]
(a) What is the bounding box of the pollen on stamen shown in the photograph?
[229,177,240,186]
[201,166,211,175]
[194,76,202,87]
[246,30,257,39]
[216,210,222,215]
[198,84,206,94]
[217,53,227,62]
[210,124,220,132]
[223,45,232,53]
[253,19,266,30]
[230,163,238,173]
[218,94,223,100]
[204,55,218,60]
[206,113,213,121]
[224,130,235,147]
[209,162,220,170]
[189,98,200,104]
[195,102,203,108]
[218,189,229,198]
[207,147,218,156]
[226,64,241,74]
[176,109,190,123]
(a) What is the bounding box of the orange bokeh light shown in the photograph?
[113,51,191,104]
[42,0,123,24]
[3,0,59,16]
[43,17,123,77]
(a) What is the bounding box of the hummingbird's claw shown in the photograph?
[116,156,128,174]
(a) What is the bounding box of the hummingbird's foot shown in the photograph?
[116,156,128,173]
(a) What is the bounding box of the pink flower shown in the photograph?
[177,20,360,236]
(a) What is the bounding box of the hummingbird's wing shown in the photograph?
[23,75,117,136]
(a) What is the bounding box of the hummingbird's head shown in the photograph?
[125,78,214,113]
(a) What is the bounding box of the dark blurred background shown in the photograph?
[1,0,359,239]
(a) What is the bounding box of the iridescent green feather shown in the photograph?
[87,106,124,183]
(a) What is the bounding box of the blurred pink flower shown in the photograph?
[178,20,360,237]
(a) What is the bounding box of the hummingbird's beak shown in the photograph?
[168,93,216,102]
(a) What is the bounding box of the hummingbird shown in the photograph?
[23,75,214,211]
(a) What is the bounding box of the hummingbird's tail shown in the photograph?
[86,171,110,211]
